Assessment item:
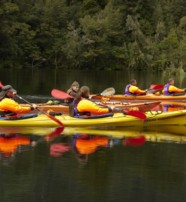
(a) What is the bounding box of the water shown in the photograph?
[0,69,186,201]
[0,127,186,202]
[0,69,185,96]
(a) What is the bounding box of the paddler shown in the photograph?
[70,86,120,117]
[125,79,147,95]
[0,85,37,117]
[67,81,80,98]
[162,78,185,96]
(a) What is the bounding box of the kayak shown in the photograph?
[91,101,161,112]
[0,109,186,127]
[91,94,186,101]
[21,101,161,114]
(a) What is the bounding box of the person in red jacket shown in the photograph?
[0,85,37,117]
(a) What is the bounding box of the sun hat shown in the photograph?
[0,85,17,100]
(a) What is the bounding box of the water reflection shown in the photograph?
[160,103,185,112]
[0,127,63,164]
[1,126,186,202]
[1,126,186,163]
[0,134,31,163]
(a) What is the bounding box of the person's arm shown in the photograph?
[169,86,185,93]
[130,86,146,95]
[77,99,111,115]
[67,89,71,95]
[0,98,32,114]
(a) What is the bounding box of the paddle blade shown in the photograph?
[51,89,73,99]
[100,87,115,96]
[149,84,164,91]
[124,110,147,120]
[0,81,4,89]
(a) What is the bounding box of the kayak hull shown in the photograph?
[91,94,186,101]
[21,101,160,114]
[0,109,186,127]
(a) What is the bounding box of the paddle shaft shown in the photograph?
[16,95,64,127]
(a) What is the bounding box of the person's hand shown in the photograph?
[107,106,122,113]
[30,104,37,110]
[145,89,149,93]
[112,107,122,113]
[108,106,122,113]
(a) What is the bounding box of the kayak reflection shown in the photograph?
[0,125,186,164]
[0,126,63,163]
[162,104,185,112]
[0,134,30,158]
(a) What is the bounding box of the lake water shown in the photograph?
[0,68,185,96]
[0,69,186,202]
[0,126,186,202]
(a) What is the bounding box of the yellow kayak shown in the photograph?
[0,109,186,127]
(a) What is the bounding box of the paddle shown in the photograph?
[51,89,73,99]
[147,84,164,94]
[51,88,115,100]
[100,87,115,96]
[51,89,146,120]
[149,84,164,91]
[124,110,146,120]
[0,81,4,89]
[16,94,64,127]
[113,108,146,120]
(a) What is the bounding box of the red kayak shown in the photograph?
[21,101,161,114]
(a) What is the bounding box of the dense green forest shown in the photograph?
[0,0,186,71]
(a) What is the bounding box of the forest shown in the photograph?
[0,0,186,71]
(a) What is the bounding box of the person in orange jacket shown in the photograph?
[0,85,37,117]
[70,86,120,117]
[125,79,147,96]
[162,78,185,96]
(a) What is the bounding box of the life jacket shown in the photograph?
[0,98,31,115]
[125,84,132,95]
[163,84,172,95]
[69,99,91,117]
